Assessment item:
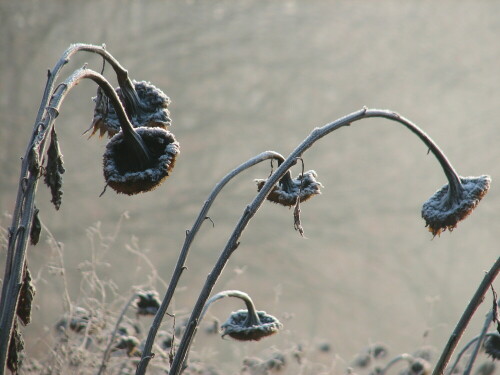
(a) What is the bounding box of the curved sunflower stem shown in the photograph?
[164,108,467,375]
[432,256,500,375]
[135,151,285,374]
[0,66,147,374]
[200,290,260,326]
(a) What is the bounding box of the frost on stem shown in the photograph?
[255,170,323,207]
[221,309,282,341]
[89,80,171,138]
[421,175,490,236]
[103,127,179,195]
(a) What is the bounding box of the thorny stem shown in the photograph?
[165,108,467,375]
[0,65,148,374]
[432,256,500,375]
[135,151,285,375]
[98,292,139,375]
[446,332,498,375]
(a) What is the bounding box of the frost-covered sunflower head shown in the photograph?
[256,170,323,207]
[103,127,179,195]
[90,80,171,138]
[421,175,490,236]
[221,309,282,341]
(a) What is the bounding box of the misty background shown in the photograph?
[1,1,499,372]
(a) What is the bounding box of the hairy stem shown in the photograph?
[166,108,465,375]
[432,256,500,375]
[135,151,285,374]
[200,290,260,325]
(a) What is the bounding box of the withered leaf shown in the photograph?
[17,264,35,326]
[30,208,41,246]
[7,320,24,373]
[44,128,65,210]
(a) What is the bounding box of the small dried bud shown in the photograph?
[221,309,282,341]
[422,175,491,236]
[256,170,323,207]
[264,352,286,371]
[135,291,161,316]
[103,127,179,195]
[90,80,171,138]
[484,333,500,360]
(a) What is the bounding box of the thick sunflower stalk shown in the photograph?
[0,44,178,374]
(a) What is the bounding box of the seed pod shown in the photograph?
[221,309,282,341]
[90,80,171,138]
[255,170,323,207]
[422,175,490,236]
[103,127,179,195]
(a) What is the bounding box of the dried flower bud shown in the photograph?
[103,127,179,195]
[484,333,500,360]
[30,207,42,246]
[255,170,323,207]
[135,290,161,316]
[422,175,490,236]
[221,309,282,341]
[90,80,171,138]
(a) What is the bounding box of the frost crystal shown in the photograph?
[103,127,180,195]
[421,175,490,236]
[256,170,323,207]
[221,309,282,341]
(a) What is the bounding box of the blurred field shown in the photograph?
[1,0,500,373]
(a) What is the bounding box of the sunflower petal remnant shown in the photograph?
[421,175,491,236]
[221,309,282,341]
[103,127,180,195]
[255,170,323,207]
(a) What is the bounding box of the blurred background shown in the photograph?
[1,0,499,373]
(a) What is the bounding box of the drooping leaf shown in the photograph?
[44,128,65,209]
[17,264,36,326]
[7,320,24,373]
[29,208,41,246]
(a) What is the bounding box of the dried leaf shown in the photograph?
[44,128,65,210]
[17,265,36,326]
[7,320,24,373]
[29,208,41,246]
